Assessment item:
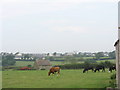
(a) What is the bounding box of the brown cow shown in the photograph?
[48,67,60,76]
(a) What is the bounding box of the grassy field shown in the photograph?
[15,61,64,66]
[52,56,112,60]
[2,69,115,88]
[15,61,34,66]
[15,59,115,67]
[96,59,115,63]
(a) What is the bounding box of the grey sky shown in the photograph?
[1,0,118,53]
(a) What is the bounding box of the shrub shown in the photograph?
[108,73,117,88]
[27,65,32,67]
[110,73,116,80]
[59,63,85,69]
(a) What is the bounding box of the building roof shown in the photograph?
[114,40,119,46]
[35,60,51,66]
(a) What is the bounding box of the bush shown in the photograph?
[108,73,117,88]
[98,61,115,68]
[110,73,116,79]
[59,63,85,69]
[2,54,16,66]
[27,65,32,67]
[59,61,115,70]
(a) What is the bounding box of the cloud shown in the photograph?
[51,0,118,3]
[1,0,118,3]
[1,0,117,19]
[52,26,88,34]
[40,20,68,25]
[1,1,74,19]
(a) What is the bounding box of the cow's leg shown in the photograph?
[111,70,112,73]
[58,70,60,74]
[57,70,60,76]
[94,69,96,72]
[52,72,54,75]
[83,69,85,73]
[92,69,94,72]
[48,71,51,76]
[103,68,105,72]
[101,69,103,72]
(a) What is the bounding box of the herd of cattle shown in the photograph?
[82,65,116,73]
[47,65,116,76]
[18,65,116,76]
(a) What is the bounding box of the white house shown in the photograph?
[14,53,23,60]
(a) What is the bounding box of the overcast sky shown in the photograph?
[0,0,118,53]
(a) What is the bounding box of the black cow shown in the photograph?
[83,67,94,73]
[109,66,116,72]
[94,65,105,72]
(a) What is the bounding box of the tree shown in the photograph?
[99,61,114,68]
[78,52,83,57]
[2,54,15,66]
[49,57,54,60]
[64,56,77,64]
[95,52,104,60]
[53,52,57,56]
[104,61,115,67]
[47,53,50,56]
[109,51,116,59]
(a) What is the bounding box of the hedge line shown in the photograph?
[58,61,115,69]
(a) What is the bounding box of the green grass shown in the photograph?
[15,61,65,66]
[15,59,115,67]
[0,66,2,70]
[50,61,65,65]
[2,69,115,88]
[15,61,34,66]
[52,57,112,60]
[97,60,115,63]
[15,61,70,66]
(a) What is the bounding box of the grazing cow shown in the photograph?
[109,66,116,72]
[83,67,94,73]
[48,67,60,76]
[94,65,105,72]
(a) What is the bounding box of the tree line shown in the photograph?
[58,61,115,69]
[0,51,115,66]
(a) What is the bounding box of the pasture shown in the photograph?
[97,59,115,63]
[15,59,115,67]
[2,69,115,88]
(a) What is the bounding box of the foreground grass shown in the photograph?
[2,69,115,88]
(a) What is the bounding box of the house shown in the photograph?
[114,40,120,89]
[33,59,52,70]
[14,53,23,60]
[55,53,62,57]
[31,53,44,59]
[64,52,74,56]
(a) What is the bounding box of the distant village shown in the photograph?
[0,51,115,61]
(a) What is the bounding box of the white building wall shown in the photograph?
[118,41,120,89]
[117,2,120,89]
[115,42,119,88]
